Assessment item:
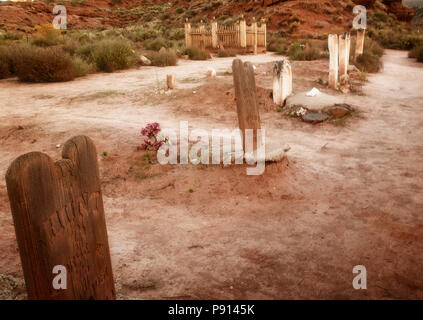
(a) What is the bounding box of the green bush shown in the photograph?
[78,39,138,72]
[13,46,76,82]
[184,46,210,60]
[147,48,178,67]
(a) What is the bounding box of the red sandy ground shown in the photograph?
[0,50,422,299]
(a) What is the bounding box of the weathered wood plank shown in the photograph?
[6,136,115,300]
[232,59,261,153]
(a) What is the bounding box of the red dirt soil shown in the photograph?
[0,0,415,34]
[0,50,422,299]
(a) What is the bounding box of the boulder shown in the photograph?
[140,55,151,66]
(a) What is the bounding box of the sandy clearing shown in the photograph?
[0,50,422,299]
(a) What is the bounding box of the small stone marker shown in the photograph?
[273,59,292,106]
[207,67,217,78]
[328,34,339,89]
[6,136,116,300]
[232,59,261,152]
[167,74,176,90]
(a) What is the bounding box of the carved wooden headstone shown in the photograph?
[273,59,292,106]
[6,136,116,300]
[232,59,261,152]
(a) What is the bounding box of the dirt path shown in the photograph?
[0,50,422,299]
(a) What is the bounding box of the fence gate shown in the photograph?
[185,17,267,53]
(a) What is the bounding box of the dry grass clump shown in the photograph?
[288,43,321,61]
[147,47,178,66]
[217,48,237,57]
[184,46,210,60]
[354,38,384,73]
[77,39,138,72]
[0,46,12,79]
[409,46,423,62]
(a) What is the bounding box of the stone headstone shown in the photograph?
[273,59,293,106]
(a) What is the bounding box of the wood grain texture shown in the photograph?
[232,59,261,152]
[6,136,116,300]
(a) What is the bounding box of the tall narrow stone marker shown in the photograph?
[6,136,116,300]
[232,59,261,152]
[339,32,351,78]
[273,59,292,106]
[328,34,339,89]
[355,29,366,59]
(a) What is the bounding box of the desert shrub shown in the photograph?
[409,46,423,62]
[147,48,178,67]
[355,52,383,73]
[72,56,95,77]
[364,38,384,58]
[32,24,61,47]
[1,32,23,41]
[217,48,237,57]
[78,39,138,72]
[0,46,12,79]
[184,46,210,60]
[288,43,321,61]
[143,37,168,51]
[13,46,75,82]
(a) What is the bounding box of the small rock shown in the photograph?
[301,112,329,124]
[56,144,61,148]
[207,67,216,78]
[140,55,151,66]
[328,104,353,118]
[181,55,189,60]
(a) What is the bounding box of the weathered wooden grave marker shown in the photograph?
[232,59,261,153]
[6,136,116,300]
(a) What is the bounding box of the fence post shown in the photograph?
[185,19,192,48]
[5,136,116,300]
[211,17,218,49]
[240,16,247,48]
[252,17,258,55]
[262,18,267,52]
[328,34,339,89]
[200,20,205,50]
[355,29,366,59]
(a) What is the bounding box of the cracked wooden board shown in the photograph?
[5,136,115,300]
